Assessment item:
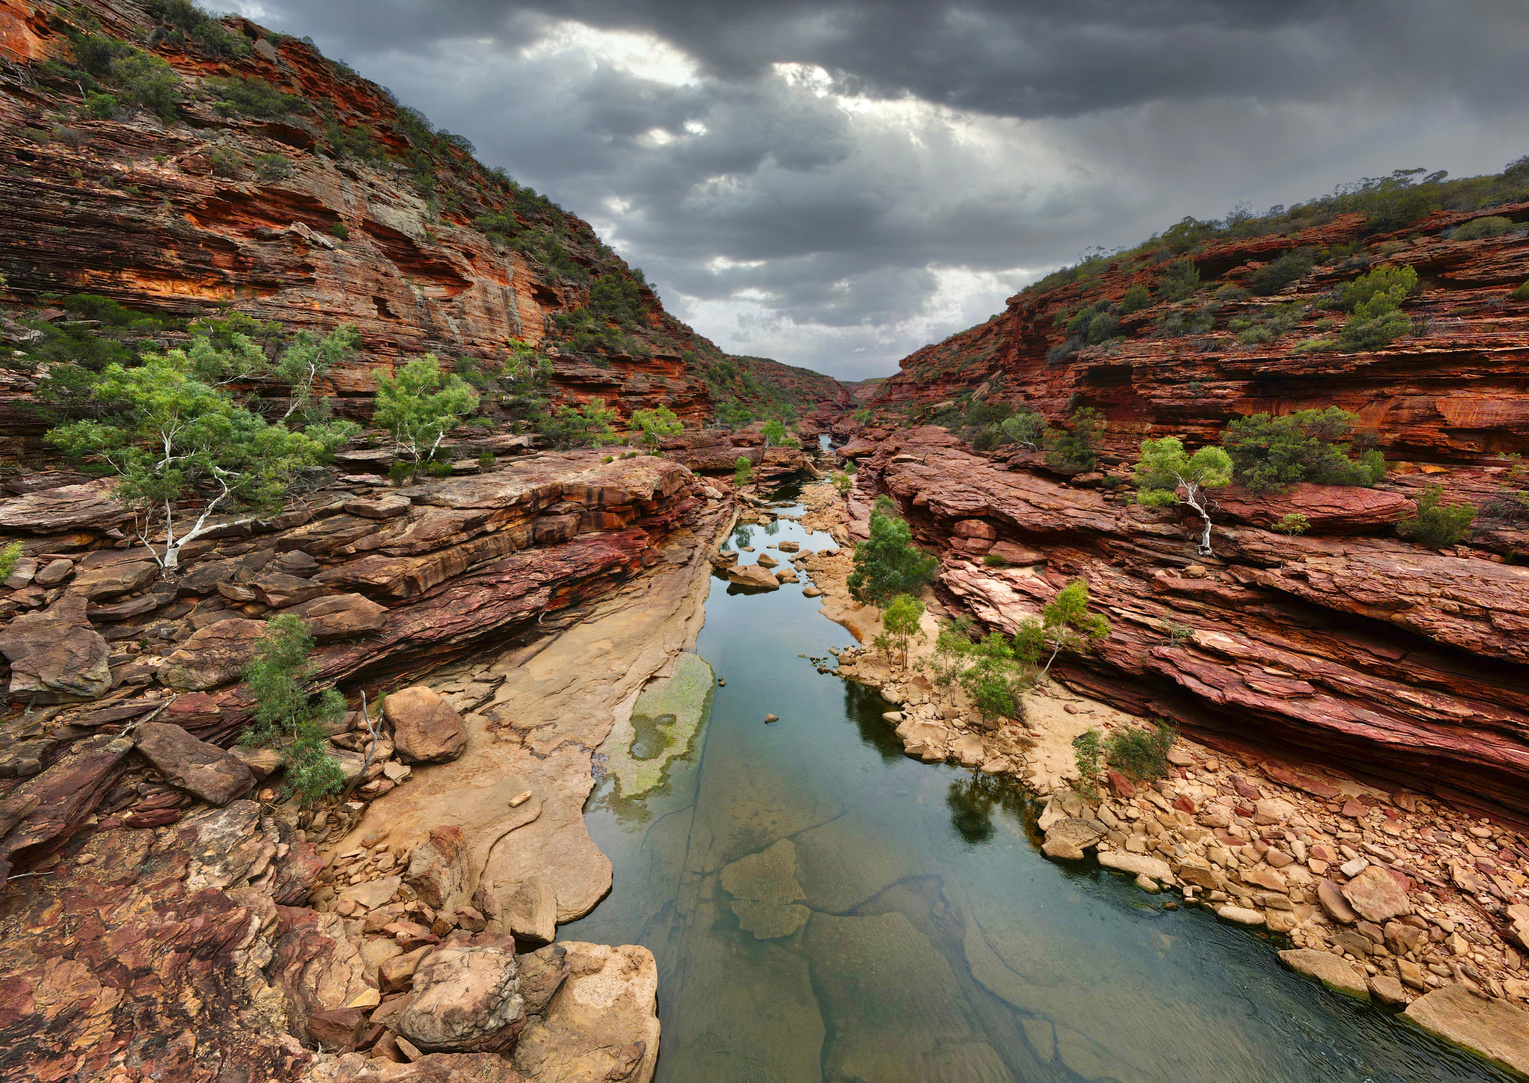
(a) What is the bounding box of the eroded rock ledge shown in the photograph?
[0,450,727,1081]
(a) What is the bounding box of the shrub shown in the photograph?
[1231,302,1306,346]
[734,455,752,486]
[935,628,1025,721]
[1106,721,1176,782]
[1451,215,1517,241]
[761,418,787,446]
[847,496,938,605]
[1513,281,1529,301]
[1248,249,1314,295]
[84,91,118,119]
[208,149,242,178]
[999,410,1044,450]
[982,553,1007,567]
[1044,407,1104,473]
[242,614,346,805]
[253,152,293,181]
[541,398,619,449]
[1399,484,1476,547]
[631,405,682,450]
[0,541,21,583]
[207,75,306,118]
[109,51,181,120]
[330,221,350,241]
[1072,729,1102,796]
[1336,265,1416,350]
[1117,283,1152,314]
[831,471,852,494]
[477,451,495,468]
[1222,408,1385,491]
[1156,258,1199,301]
[1273,512,1311,536]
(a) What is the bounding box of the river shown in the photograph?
[561,487,1509,1083]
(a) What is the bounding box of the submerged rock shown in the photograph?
[1403,983,1529,1078]
[1278,948,1370,999]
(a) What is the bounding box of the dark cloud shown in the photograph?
[228,0,1529,379]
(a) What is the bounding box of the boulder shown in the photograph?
[307,1008,368,1052]
[1216,906,1265,926]
[512,942,659,1083]
[384,687,468,764]
[395,935,527,1053]
[70,557,159,600]
[0,593,111,703]
[1341,866,1411,923]
[1041,817,1105,860]
[134,721,255,806]
[160,618,266,692]
[725,564,781,592]
[1216,482,1413,534]
[290,593,389,641]
[1317,878,1360,924]
[343,494,412,519]
[1097,850,1172,881]
[1278,948,1369,999]
[1404,983,1529,1078]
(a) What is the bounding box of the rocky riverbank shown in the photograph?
[0,449,733,1081]
[790,477,1529,1078]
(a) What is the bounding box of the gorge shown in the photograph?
[1,1,1529,1081]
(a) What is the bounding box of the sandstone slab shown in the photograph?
[1278,948,1370,999]
[134,721,255,806]
[1404,983,1529,1078]
[1342,866,1411,923]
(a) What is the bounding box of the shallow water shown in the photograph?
[562,492,1509,1083]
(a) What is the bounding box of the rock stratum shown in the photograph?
[844,188,1529,824]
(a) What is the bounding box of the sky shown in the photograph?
[223,0,1529,381]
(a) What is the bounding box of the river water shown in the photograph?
[561,490,1508,1083]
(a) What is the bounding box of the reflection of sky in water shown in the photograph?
[563,504,1510,1083]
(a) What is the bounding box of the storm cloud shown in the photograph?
[227,0,1529,379]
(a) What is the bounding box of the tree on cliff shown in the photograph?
[630,406,683,451]
[847,496,938,605]
[374,355,480,464]
[48,353,353,572]
[1013,579,1112,681]
[762,419,788,447]
[1133,437,1234,556]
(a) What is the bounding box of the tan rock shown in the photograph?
[1342,866,1411,923]
[385,687,468,765]
[1404,984,1529,1078]
[1279,948,1369,998]
[395,935,526,1054]
[497,877,557,946]
[512,942,659,1083]
[160,618,266,692]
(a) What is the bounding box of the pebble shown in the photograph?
[509,790,533,808]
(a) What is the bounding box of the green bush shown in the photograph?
[1399,484,1476,547]
[83,91,118,119]
[999,410,1044,450]
[208,75,306,118]
[881,594,925,668]
[1106,721,1176,782]
[0,541,21,583]
[253,152,293,181]
[1513,281,1529,301]
[1156,258,1199,301]
[847,496,938,605]
[1247,249,1314,295]
[1072,729,1102,796]
[1273,512,1311,536]
[1336,264,1416,350]
[982,553,1007,567]
[107,51,181,119]
[1117,284,1152,314]
[1451,215,1517,241]
[330,221,349,241]
[1230,303,1305,346]
[734,455,752,486]
[1044,407,1104,473]
[241,614,347,805]
[1222,408,1386,491]
[208,149,242,178]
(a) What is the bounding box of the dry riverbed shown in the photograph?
[793,478,1529,1077]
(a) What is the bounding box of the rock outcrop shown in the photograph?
[846,426,1529,820]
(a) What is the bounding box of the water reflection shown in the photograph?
[563,490,1514,1083]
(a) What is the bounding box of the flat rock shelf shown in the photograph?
[562,489,1516,1083]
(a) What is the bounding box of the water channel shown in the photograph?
[561,487,1509,1083]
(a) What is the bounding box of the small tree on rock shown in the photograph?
[242,614,346,805]
[49,354,352,572]
[1133,437,1233,556]
[1014,578,1112,680]
[734,455,753,487]
[630,405,683,451]
[374,354,479,464]
[847,496,938,605]
[882,593,925,669]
